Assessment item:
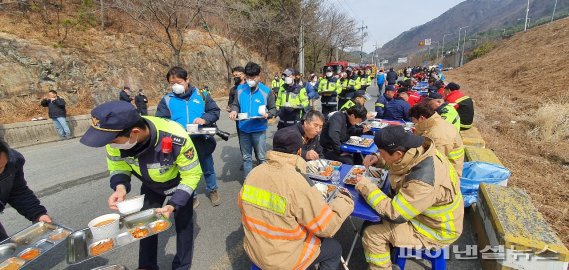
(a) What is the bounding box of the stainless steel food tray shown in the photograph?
[0,222,73,269]
[344,137,374,148]
[66,209,171,264]
[188,127,217,135]
[342,166,387,187]
[306,159,342,181]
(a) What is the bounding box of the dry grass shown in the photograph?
[528,95,569,142]
[447,17,569,246]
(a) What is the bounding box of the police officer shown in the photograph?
[276,68,310,130]
[318,67,341,118]
[338,67,361,109]
[80,101,202,270]
[156,67,222,207]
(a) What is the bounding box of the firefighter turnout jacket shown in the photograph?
[239,151,354,269]
[106,116,203,208]
[414,113,465,176]
[356,138,464,247]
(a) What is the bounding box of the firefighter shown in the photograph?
[375,85,396,119]
[318,67,342,118]
[359,126,464,269]
[276,69,310,130]
[271,73,281,97]
[339,91,370,112]
[338,67,361,109]
[240,129,354,270]
[444,82,474,130]
[409,103,465,176]
[424,93,461,131]
[360,68,372,91]
[80,101,202,270]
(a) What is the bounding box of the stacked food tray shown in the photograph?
[67,209,171,264]
[0,222,73,269]
[368,121,389,129]
[188,127,217,135]
[342,165,388,187]
[345,137,374,148]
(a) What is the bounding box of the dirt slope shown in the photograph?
[446,18,569,245]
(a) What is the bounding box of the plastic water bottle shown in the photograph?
[331,169,341,186]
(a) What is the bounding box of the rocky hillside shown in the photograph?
[446,17,569,245]
[0,18,278,124]
[376,0,569,60]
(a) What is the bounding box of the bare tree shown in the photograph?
[114,0,201,65]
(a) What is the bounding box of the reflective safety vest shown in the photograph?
[317,78,341,94]
[276,84,309,125]
[437,103,461,132]
[361,75,371,86]
[271,79,280,89]
[340,99,356,112]
[106,116,203,207]
[162,87,206,127]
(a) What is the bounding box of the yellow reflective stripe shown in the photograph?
[106,155,125,161]
[241,185,287,215]
[375,103,385,108]
[460,123,472,128]
[455,96,470,103]
[366,189,387,208]
[410,219,458,244]
[110,170,131,176]
[423,193,463,217]
[447,147,465,160]
[392,194,420,220]
[365,252,391,266]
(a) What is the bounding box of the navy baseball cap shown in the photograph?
[272,127,303,155]
[385,85,396,91]
[374,125,424,152]
[80,101,142,147]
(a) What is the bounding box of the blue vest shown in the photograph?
[237,82,270,133]
[163,87,206,127]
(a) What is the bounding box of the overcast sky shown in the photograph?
[326,0,466,52]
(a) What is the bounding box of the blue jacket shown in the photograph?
[304,81,319,100]
[383,98,411,122]
[374,94,393,118]
[155,87,221,157]
[230,82,277,133]
[376,72,385,85]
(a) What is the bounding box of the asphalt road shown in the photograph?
[4,84,481,269]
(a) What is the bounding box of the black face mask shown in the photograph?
[233,77,241,85]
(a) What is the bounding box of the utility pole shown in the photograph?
[358,21,368,64]
[524,0,530,31]
[335,47,339,61]
[551,0,558,23]
[374,42,380,66]
[460,28,468,66]
[456,26,468,67]
[442,33,451,58]
[298,1,305,74]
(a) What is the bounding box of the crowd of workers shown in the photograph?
[0,60,476,270]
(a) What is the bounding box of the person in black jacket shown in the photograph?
[119,86,133,103]
[320,105,368,165]
[0,140,52,241]
[386,67,398,86]
[40,90,72,139]
[134,89,149,115]
[273,110,324,161]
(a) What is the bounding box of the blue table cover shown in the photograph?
[341,135,378,155]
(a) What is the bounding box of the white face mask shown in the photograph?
[172,83,185,95]
[326,72,333,77]
[110,134,138,150]
[247,79,258,88]
[309,82,316,86]
[285,77,294,85]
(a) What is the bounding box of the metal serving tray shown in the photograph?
[0,222,73,269]
[342,166,387,187]
[306,159,342,181]
[66,209,171,264]
[188,127,217,135]
[344,137,374,148]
